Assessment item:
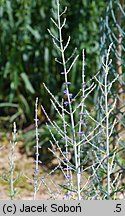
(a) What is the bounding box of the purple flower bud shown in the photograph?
[64,101,68,107]
[41,176,44,180]
[63,167,72,170]
[63,90,68,94]
[82,82,86,87]
[80,120,87,127]
[56,130,60,134]
[65,193,70,198]
[61,137,67,140]
[76,131,85,135]
[63,158,68,162]
[62,183,69,186]
[69,94,73,99]
[38,160,42,164]
[34,169,39,176]
[64,82,71,85]
[79,112,86,117]
[61,137,71,142]
[62,151,70,155]
[66,175,71,179]
[34,160,42,164]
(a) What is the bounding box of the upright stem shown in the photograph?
[78,49,85,196]
[62,99,72,199]
[10,122,17,200]
[115,0,124,135]
[57,0,81,199]
[34,97,39,200]
[10,148,14,200]
[105,68,110,199]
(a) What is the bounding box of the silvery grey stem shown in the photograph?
[77,49,85,198]
[104,57,110,199]
[56,0,81,200]
[33,97,40,200]
[10,122,17,200]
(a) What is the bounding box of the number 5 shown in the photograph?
[116,204,121,212]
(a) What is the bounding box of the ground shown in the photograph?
[0,132,124,200]
[0,132,65,200]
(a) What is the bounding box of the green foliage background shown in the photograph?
[0,0,106,128]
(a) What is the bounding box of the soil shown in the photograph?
[0,133,65,200]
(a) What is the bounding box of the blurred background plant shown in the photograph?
[94,0,125,198]
[98,0,125,138]
[0,0,106,129]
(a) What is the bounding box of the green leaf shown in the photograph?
[110,186,125,197]
[0,103,18,108]
[27,25,41,40]
[20,73,35,94]
[10,110,22,123]
[19,94,30,114]
[59,184,77,193]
